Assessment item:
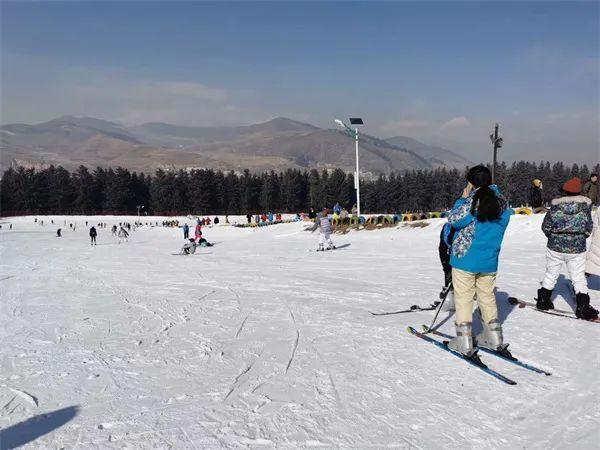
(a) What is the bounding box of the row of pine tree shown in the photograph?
[1,162,598,216]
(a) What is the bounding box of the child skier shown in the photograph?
[314,208,335,251]
[194,220,203,242]
[446,165,513,357]
[118,226,129,244]
[537,177,598,320]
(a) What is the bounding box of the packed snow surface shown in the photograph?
[0,214,598,448]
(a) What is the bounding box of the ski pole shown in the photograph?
[424,281,452,333]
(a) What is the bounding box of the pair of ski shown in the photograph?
[508,297,600,323]
[370,302,440,316]
[408,325,552,385]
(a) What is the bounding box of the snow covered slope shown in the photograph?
[0,215,598,448]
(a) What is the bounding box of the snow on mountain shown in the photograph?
[0,214,598,447]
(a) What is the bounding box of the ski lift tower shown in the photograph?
[489,123,503,184]
[335,117,364,217]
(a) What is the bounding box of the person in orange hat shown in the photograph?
[538,177,597,320]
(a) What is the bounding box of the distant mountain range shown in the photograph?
[0,116,471,174]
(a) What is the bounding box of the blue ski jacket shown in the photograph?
[448,185,513,274]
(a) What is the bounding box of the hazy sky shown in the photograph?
[1,1,598,164]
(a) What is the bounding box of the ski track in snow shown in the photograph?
[0,214,599,448]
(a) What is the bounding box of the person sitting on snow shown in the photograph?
[197,237,213,247]
[537,177,597,320]
[181,238,198,255]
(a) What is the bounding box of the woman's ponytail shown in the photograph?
[466,165,502,222]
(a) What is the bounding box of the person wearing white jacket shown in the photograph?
[586,208,600,277]
[312,208,335,251]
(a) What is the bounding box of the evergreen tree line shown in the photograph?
[1,162,598,217]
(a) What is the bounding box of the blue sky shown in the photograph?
[1,1,598,162]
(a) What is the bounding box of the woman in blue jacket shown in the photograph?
[446,165,513,357]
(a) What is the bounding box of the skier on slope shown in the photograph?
[183,223,190,239]
[446,165,513,357]
[537,177,598,320]
[89,226,97,246]
[118,226,129,244]
[112,225,117,236]
[194,220,203,242]
[180,238,198,255]
[312,208,336,251]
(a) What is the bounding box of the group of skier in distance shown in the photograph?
[434,166,599,359]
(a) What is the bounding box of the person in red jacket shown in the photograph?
[194,220,203,242]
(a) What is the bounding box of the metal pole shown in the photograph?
[355,127,361,218]
[492,123,499,184]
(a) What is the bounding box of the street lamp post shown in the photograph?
[335,117,364,218]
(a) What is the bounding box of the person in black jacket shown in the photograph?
[438,223,455,311]
[529,179,544,212]
[89,226,97,246]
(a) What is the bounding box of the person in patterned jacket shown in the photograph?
[538,177,597,320]
[446,165,513,357]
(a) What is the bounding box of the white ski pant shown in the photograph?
[541,249,588,294]
[319,232,333,248]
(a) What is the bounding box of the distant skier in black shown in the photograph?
[246,213,252,224]
[56,228,62,237]
[214,216,220,225]
[89,226,97,246]
[438,222,455,310]
[112,225,117,236]
[308,207,317,220]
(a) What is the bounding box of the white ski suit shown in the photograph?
[317,215,334,250]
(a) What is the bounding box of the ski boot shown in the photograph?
[475,318,512,357]
[327,245,336,250]
[575,293,599,320]
[536,287,554,311]
[447,322,477,357]
[317,244,324,252]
